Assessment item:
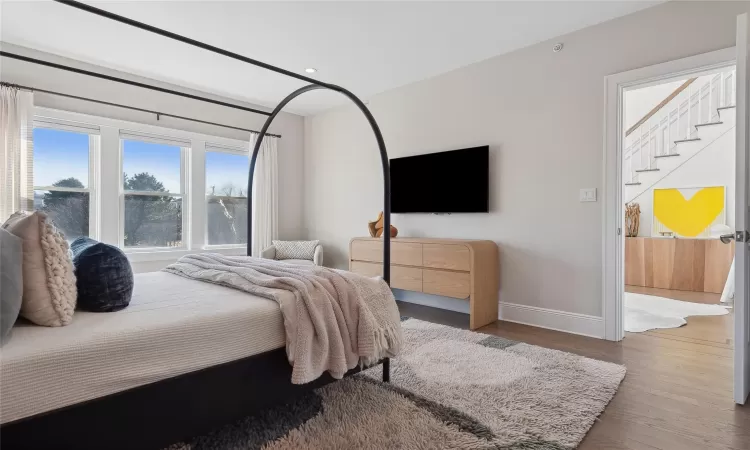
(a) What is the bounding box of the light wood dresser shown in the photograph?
[349,237,499,329]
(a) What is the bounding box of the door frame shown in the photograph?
[602,47,737,341]
[734,12,749,405]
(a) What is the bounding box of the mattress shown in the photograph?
[0,271,287,424]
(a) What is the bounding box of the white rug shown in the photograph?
[625,292,729,333]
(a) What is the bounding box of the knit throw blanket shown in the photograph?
[163,254,403,384]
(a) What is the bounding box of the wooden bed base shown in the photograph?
[0,349,386,450]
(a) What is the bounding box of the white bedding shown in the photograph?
[0,271,286,424]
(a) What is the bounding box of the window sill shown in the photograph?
[202,244,247,251]
[125,246,246,263]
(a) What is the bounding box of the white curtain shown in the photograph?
[0,85,34,222]
[250,133,278,257]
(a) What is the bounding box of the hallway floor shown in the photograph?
[625,285,733,349]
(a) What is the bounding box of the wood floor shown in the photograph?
[397,300,749,450]
[626,285,733,348]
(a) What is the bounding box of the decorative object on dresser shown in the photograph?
[349,237,499,329]
[625,203,640,237]
[367,211,398,238]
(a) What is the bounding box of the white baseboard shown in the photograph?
[499,302,605,339]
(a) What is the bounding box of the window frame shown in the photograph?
[31,117,101,241]
[119,132,190,252]
[203,142,250,249]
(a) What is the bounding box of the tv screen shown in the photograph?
[390,146,489,213]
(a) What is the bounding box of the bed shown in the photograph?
[1,2,395,449]
[1,272,288,424]
[0,272,386,449]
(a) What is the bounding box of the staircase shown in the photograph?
[624,68,737,204]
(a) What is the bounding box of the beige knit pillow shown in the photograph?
[2,211,76,326]
[272,240,319,260]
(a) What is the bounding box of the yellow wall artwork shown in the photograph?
[653,186,725,237]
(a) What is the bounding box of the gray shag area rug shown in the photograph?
[168,319,626,449]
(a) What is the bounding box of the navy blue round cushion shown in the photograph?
[71,237,133,312]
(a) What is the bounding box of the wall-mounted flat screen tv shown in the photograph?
[390,145,489,213]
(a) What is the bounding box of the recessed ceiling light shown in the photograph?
[305,68,317,74]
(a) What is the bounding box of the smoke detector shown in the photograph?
[553,43,564,53]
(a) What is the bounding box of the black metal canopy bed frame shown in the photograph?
[1,1,392,449]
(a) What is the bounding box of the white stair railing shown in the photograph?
[623,68,736,185]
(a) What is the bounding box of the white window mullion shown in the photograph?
[123,191,183,197]
[88,134,100,241]
[99,126,120,246]
[33,186,89,193]
[191,140,206,250]
[180,145,190,249]
[34,117,100,135]
[119,130,190,148]
[118,137,126,249]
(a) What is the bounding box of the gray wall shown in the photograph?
[303,1,750,318]
[0,42,306,244]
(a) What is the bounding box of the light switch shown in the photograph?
[580,188,597,202]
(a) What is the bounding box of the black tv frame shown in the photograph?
[390,145,489,214]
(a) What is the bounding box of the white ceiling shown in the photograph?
[1,1,659,115]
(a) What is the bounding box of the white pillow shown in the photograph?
[272,240,319,260]
[1,211,76,326]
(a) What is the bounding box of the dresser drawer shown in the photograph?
[423,244,471,271]
[392,242,422,266]
[391,266,423,291]
[350,260,383,277]
[422,269,471,299]
[349,262,423,292]
[351,240,383,263]
[351,240,423,266]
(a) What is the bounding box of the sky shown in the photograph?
[205,151,249,197]
[33,128,89,187]
[33,128,249,195]
[122,139,181,192]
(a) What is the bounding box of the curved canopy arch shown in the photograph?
[248,84,392,285]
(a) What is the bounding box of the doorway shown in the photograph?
[621,68,736,347]
[603,45,747,403]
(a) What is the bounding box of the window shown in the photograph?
[22,107,253,257]
[121,136,185,249]
[205,147,249,246]
[32,126,95,241]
